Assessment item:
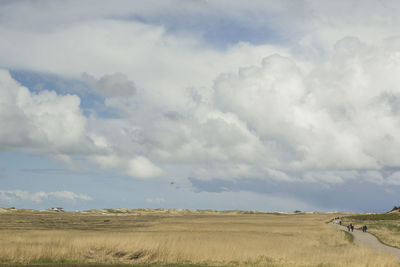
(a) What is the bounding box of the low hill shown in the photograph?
[387,206,400,214]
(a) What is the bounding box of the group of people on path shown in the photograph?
[345,223,368,233]
[347,223,354,232]
[333,216,342,225]
[332,217,367,233]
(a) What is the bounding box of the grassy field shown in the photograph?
[341,210,400,249]
[0,208,399,266]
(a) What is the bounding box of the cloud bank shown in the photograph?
[1,1,400,210]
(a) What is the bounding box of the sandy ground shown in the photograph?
[331,220,400,261]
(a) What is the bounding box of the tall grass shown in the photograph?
[0,211,398,266]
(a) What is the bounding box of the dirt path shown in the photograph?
[330,220,400,261]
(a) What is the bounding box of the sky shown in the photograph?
[1,0,400,212]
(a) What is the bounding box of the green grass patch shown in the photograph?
[344,231,354,243]
[346,214,400,221]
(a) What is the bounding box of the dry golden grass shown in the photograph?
[0,209,398,266]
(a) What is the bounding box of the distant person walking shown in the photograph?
[350,223,354,232]
[347,225,351,232]
[362,225,367,232]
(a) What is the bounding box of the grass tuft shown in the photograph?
[344,231,354,243]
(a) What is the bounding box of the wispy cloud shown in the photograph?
[145,197,166,204]
[20,168,69,174]
[0,190,92,203]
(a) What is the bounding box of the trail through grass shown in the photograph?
[341,212,400,249]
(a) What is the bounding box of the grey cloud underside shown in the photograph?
[188,176,399,213]
[82,72,136,97]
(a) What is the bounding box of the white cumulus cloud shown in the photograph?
[0,69,88,153]
[127,156,163,179]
